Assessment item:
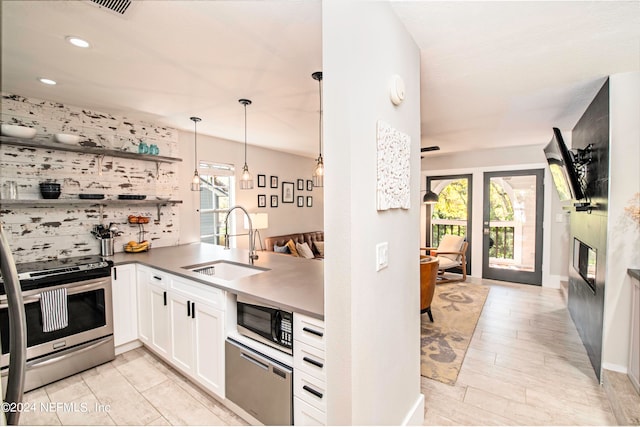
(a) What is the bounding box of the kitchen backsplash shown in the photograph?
[1,93,181,263]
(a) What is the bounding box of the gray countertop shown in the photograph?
[108,242,324,319]
[629,269,640,281]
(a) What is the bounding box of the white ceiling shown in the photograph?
[1,1,639,158]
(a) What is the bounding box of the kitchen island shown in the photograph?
[109,242,324,319]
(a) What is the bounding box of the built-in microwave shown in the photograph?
[236,295,293,355]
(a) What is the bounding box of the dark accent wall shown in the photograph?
[568,79,609,381]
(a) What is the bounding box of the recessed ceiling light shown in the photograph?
[38,78,57,85]
[66,36,90,48]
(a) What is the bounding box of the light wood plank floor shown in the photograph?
[422,278,618,426]
[18,278,619,425]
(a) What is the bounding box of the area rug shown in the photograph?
[420,281,490,385]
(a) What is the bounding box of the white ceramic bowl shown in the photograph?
[1,124,37,139]
[53,133,81,144]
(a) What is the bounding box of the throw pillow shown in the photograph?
[296,242,315,259]
[314,241,325,257]
[273,244,290,254]
[286,239,299,257]
[436,235,465,261]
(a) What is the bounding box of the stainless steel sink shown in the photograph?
[183,260,269,281]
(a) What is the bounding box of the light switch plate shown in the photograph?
[376,242,389,271]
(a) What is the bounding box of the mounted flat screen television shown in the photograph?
[544,127,585,201]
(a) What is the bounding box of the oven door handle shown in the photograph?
[16,277,111,302]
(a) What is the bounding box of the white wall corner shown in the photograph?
[401,393,425,426]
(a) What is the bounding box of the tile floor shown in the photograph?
[17,279,622,426]
[19,347,248,426]
[421,278,618,425]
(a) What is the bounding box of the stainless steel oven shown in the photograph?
[1,255,115,392]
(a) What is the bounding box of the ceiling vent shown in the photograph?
[89,0,131,15]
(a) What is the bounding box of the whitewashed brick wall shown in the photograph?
[1,93,182,263]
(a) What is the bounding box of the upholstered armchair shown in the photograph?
[421,234,468,283]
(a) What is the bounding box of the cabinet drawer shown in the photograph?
[294,370,326,413]
[294,340,326,382]
[147,268,169,289]
[171,276,225,309]
[294,397,326,426]
[294,314,325,350]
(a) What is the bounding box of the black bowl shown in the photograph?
[40,183,61,190]
[41,190,61,199]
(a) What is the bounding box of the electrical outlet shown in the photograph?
[376,242,389,271]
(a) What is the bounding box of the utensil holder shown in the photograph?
[100,238,115,257]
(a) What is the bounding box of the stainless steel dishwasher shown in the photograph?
[225,338,293,425]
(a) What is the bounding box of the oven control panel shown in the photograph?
[280,314,293,348]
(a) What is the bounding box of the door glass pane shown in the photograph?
[430,178,468,247]
[488,175,537,272]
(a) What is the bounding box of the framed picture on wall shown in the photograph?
[306,196,313,207]
[297,196,304,207]
[282,182,294,203]
[258,194,266,208]
[297,179,304,191]
[307,180,313,191]
[270,176,278,188]
[258,174,266,188]
[271,195,278,208]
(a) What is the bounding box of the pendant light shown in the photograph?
[312,71,324,188]
[190,116,202,191]
[239,99,254,190]
[423,189,439,204]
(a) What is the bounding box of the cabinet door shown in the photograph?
[150,284,170,358]
[136,268,151,344]
[111,264,138,347]
[168,292,194,373]
[193,302,225,397]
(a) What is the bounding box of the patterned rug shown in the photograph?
[420,281,490,385]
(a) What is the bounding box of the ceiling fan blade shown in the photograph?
[420,146,440,152]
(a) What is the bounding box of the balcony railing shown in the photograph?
[431,219,515,260]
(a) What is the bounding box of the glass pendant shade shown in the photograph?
[312,71,324,188]
[313,155,324,188]
[191,171,200,191]
[239,99,254,190]
[240,164,253,190]
[190,116,202,191]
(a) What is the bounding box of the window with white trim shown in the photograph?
[199,161,235,246]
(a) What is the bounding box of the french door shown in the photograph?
[482,169,544,285]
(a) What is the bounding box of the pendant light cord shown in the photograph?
[244,102,248,167]
[318,75,323,159]
[194,120,198,169]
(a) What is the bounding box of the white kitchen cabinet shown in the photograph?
[136,267,226,399]
[293,313,326,426]
[137,266,174,359]
[169,291,195,372]
[136,267,152,344]
[193,301,225,396]
[111,264,138,348]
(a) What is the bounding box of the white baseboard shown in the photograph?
[543,274,567,289]
[602,362,628,374]
[401,393,425,425]
[115,339,142,355]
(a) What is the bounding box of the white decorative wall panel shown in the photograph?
[1,93,181,263]
[376,120,410,211]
